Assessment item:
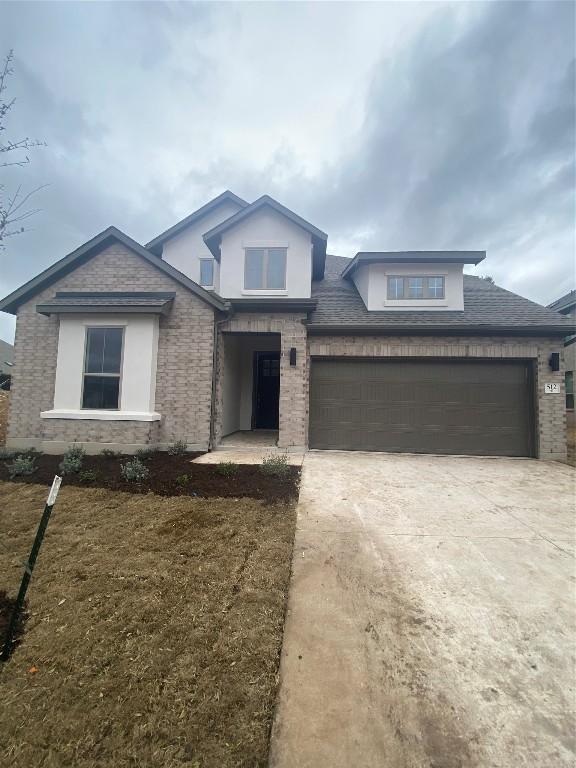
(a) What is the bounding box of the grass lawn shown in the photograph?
[0,479,297,767]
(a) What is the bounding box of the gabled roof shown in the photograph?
[202,195,328,280]
[145,190,248,255]
[307,255,576,336]
[0,226,226,315]
[547,289,576,314]
[341,251,486,279]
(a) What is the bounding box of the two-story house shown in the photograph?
[0,191,573,460]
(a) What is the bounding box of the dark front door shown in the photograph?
[254,352,280,429]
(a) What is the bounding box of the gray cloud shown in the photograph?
[0,0,574,342]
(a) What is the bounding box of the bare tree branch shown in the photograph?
[0,49,47,247]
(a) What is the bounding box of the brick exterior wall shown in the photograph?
[7,244,567,461]
[8,243,216,453]
[213,313,308,449]
[307,335,567,461]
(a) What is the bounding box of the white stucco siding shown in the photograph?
[218,208,313,299]
[160,199,243,289]
[355,262,466,311]
[44,313,160,420]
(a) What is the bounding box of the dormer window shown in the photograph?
[387,275,445,300]
[199,258,214,287]
[244,247,287,290]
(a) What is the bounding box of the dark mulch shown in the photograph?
[0,452,300,502]
[0,590,28,659]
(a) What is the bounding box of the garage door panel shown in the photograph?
[309,359,533,457]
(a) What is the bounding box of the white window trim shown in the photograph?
[199,257,214,288]
[244,247,287,291]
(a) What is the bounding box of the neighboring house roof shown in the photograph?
[341,250,485,278]
[307,255,576,335]
[36,292,176,316]
[547,289,576,314]
[0,226,227,315]
[203,195,328,280]
[0,338,14,376]
[145,190,249,255]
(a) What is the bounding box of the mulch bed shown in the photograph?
[0,452,300,502]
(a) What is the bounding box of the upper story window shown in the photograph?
[244,247,287,290]
[199,258,214,287]
[387,275,445,300]
[82,327,123,409]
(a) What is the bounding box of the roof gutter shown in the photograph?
[305,324,574,337]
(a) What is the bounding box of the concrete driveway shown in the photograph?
[270,452,576,768]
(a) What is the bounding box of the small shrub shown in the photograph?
[7,455,37,479]
[79,469,98,484]
[0,448,15,461]
[261,453,290,477]
[120,458,150,483]
[59,445,85,476]
[175,474,190,487]
[217,461,238,477]
[101,448,120,458]
[135,447,156,460]
[18,447,39,459]
[168,440,188,456]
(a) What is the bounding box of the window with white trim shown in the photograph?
[199,258,214,287]
[82,327,123,409]
[244,247,287,290]
[387,275,445,300]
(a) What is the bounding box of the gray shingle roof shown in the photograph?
[548,289,576,313]
[308,255,575,335]
[36,292,176,316]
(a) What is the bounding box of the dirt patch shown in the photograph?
[0,480,297,767]
[0,451,300,503]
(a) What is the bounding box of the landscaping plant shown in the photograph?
[261,453,290,477]
[7,455,37,479]
[58,446,85,476]
[100,448,120,458]
[217,461,238,477]
[135,447,156,460]
[120,458,150,483]
[167,440,188,456]
[175,474,190,486]
[79,470,98,484]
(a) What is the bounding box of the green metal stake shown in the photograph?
[1,475,62,662]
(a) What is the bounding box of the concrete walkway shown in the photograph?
[269,451,576,768]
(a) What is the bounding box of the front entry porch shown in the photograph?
[213,313,308,451]
[217,332,282,446]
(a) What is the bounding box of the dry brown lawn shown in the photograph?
[0,481,297,767]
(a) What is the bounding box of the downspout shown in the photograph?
[209,303,233,451]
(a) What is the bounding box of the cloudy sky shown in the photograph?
[0,0,574,342]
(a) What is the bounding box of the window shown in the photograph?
[387,275,445,300]
[82,327,123,409]
[244,248,287,290]
[566,371,574,410]
[199,259,214,287]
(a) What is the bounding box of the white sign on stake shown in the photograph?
[544,383,561,394]
[47,475,62,506]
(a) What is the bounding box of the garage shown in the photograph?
[309,358,534,457]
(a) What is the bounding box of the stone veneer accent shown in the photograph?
[213,313,308,449]
[307,335,567,461]
[7,243,216,453]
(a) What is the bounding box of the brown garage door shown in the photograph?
[309,359,534,457]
